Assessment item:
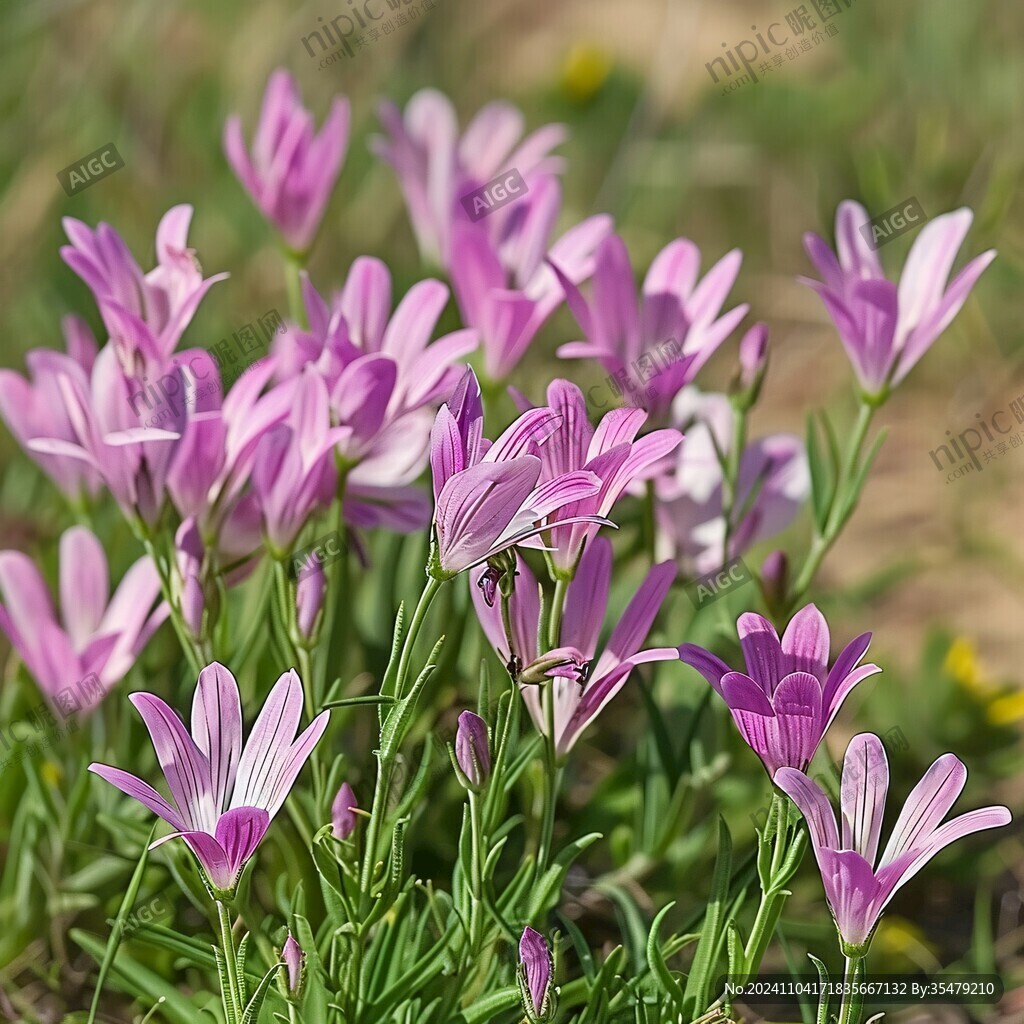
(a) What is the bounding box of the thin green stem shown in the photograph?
[216,900,243,1024]
[468,791,485,949]
[536,683,562,875]
[837,955,866,1024]
[720,401,749,562]
[546,577,569,651]
[282,249,309,329]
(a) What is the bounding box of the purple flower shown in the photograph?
[89,662,329,895]
[272,264,476,532]
[331,782,358,839]
[373,89,567,270]
[282,932,303,994]
[679,604,882,776]
[454,711,491,789]
[800,201,996,398]
[449,176,611,379]
[518,927,553,1020]
[428,369,607,578]
[472,538,677,755]
[0,317,102,501]
[554,234,748,420]
[61,205,228,372]
[654,387,808,574]
[775,733,1010,953]
[0,527,167,709]
[519,379,682,574]
[224,70,350,253]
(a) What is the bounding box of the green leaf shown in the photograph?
[809,953,831,1024]
[321,694,399,709]
[240,962,285,1024]
[837,426,889,530]
[681,818,732,1019]
[806,411,838,532]
[646,903,683,1009]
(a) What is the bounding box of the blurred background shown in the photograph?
[1,0,1023,1020]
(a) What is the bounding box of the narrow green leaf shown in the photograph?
[646,902,683,1009]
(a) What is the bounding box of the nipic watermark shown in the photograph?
[57,143,124,197]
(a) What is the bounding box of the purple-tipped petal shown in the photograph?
[781,603,830,682]
[191,663,243,814]
[840,733,889,865]
[773,767,840,854]
[88,763,187,831]
[677,643,732,696]
[737,612,783,695]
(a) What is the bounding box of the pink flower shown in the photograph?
[519,379,682,574]
[776,733,1010,952]
[89,662,329,895]
[654,387,808,574]
[224,70,350,253]
[61,205,228,373]
[0,527,167,708]
[554,234,748,420]
[273,263,476,532]
[373,88,567,270]
[472,539,677,755]
[428,369,607,578]
[679,604,882,776]
[450,176,611,379]
[800,201,995,397]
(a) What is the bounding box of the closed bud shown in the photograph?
[331,782,358,839]
[296,560,326,642]
[519,647,589,686]
[282,931,304,995]
[454,711,491,789]
[518,927,554,1022]
[759,549,789,617]
[732,322,769,406]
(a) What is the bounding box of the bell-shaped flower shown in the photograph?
[373,88,567,270]
[450,176,611,380]
[521,379,682,574]
[654,387,808,575]
[61,205,228,372]
[800,201,995,399]
[0,316,101,502]
[0,526,167,709]
[554,234,748,420]
[679,604,882,776]
[472,538,677,755]
[224,69,350,253]
[89,662,329,896]
[775,733,1010,954]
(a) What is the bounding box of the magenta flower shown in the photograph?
[518,927,554,1021]
[520,379,682,574]
[373,88,567,269]
[224,69,350,253]
[554,234,748,420]
[0,527,167,709]
[331,782,358,840]
[272,264,476,532]
[449,176,611,379]
[654,387,808,574]
[89,662,329,895]
[61,205,228,371]
[679,604,881,776]
[428,369,607,578]
[800,201,995,398]
[775,733,1010,952]
[472,539,677,756]
[0,317,101,501]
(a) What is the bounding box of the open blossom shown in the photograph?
[553,234,748,420]
[654,387,808,575]
[0,527,167,709]
[776,733,1011,952]
[428,368,607,577]
[373,88,567,269]
[273,264,477,532]
[800,201,995,397]
[679,604,882,776]
[471,539,677,755]
[224,69,350,253]
[450,175,611,379]
[89,662,329,895]
[519,380,682,574]
[61,205,228,373]
[0,316,101,501]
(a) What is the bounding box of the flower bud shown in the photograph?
[759,549,789,617]
[331,782,358,839]
[296,560,326,642]
[518,927,554,1022]
[282,931,303,995]
[732,322,769,406]
[519,647,589,686]
[454,711,491,790]
[175,517,209,638]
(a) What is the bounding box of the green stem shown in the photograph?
[536,683,562,875]
[216,900,243,1024]
[721,401,749,562]
[789,400,876,607]
[546,577,569,651]
[468,791,485,949]
[282,249,309,329]
[836,955,866,1024]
